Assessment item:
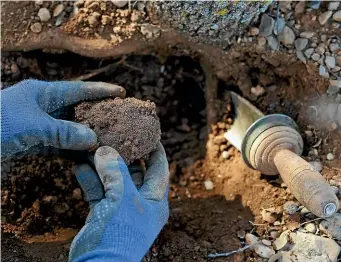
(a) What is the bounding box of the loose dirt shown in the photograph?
[75,97,161,164]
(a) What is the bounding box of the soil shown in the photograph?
[75,97,161,164]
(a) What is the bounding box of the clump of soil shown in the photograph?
[75,97,161,164]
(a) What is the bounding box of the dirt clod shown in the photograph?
[75,97,161,164]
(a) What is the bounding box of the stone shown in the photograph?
[237,230,246,239]
[38,7,51,22]
[325,56,336,69]
[330,43,340,53]
[319,213,341,240]
[333,10,341,22]
[337,56,341,66]
[328,2,340,11]
[284,201,299,215]
[319,65,329,78]
[221,151,230,159]
[136,2,145,12]
[318,11,333,25]
[258,14,275,37]
[140,24,161,39]
[274,18,285,35]
[30,22,42,33]
[35,0,43,5]
[273,231,289,250]
[16,57,29,68]
[308,1,321,9]
[315,45,325,55]
[204,180,214,190]
[279,1,292,12]
[111,0,127,8]
[309,161,323,172]
[329,79,341,88]
[304,223,317,233]
[295,1,305,15]
[311,53,320,61]
[251,85,265,96]
[304,48,314,59]
[261,209,277,223]
[300,31,315,39]
[249,27,259,36]
[72,188,82,200]
[88,15,99,27]
[300,207,310,214]
[296,51,306,64]
[262,239,272,246]
[246,233,259,245]
[327,153,335,161]
[53,4,64,17]
[266,35,279,50]
[254,243,275,258]
[294,38,308,50]
[279,26,295,45]
[55,12,66,27]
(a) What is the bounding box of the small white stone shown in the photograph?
[319,65,329,78]
[318,11,333,25]
[53,4,64,17]
[328,2,340,11]
[262,239,272,246]
[204,180,214,190]
[304,223,317,234]
[221,151,230,159]
[30,22,42,33]
[326,153,335,161]
[251,85,265,97]
[254,243,275,258]
[325,56,336,69]
[38,7,51,22]
[111,0,128,8]
[246,233,259,245]
[333,10,341,22]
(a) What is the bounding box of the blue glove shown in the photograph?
[1,80,126,160]
[70,143,169,262]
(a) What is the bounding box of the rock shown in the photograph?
[327,153,335,161]
[204,180,214,190]
[274,221,281,226]
[249,27,259,36]
[261,209,277,223]
[328,2,340,11]
[273,231,289,250]
[319,65,329,78]
[258,14,275,37]
[72,188,82,200]
[308,1,321,9]
[300,207,310,214]
[296,51,306,64]
[274,18,285,35]
[279,1,292,12]
[140,24,161,39]
[309,161,323,172]
[246,233,259,245]
[284,201,299,215]
[16,57,29,68]
[262,239,272,246]
[237,230,246,239]
[294,1,306,15]
[30,22,42,33]
[304,223,317,233]
[251,85,265,97]
[331,186,339,195]
[55,12,66,27]
[319,213,341,240]
[10,63,20,75]
[330,43,340,53]
[53,4,64,17]
[221,151,230,159]
[266,35,279,50]
[300,31,315,39]
[315,45,325,55]
[38,8,51,22]
[333,10,341,22]
[136,2,145,12]
[337,56,341,66]
[35,0,43,5]
[276,231,340,262]
[294,38,308,50]
[325,56,336,69]
[311,53,320,61]
[254,243,275,258]
[318,11,333,25]
[257,36,267,47]
[279,26,295,45]
[111,0,127,8]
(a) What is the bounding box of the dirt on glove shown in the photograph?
[75,97,161,164]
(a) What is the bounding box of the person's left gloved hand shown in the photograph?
[1,80,126,160]
[70,142,169,262]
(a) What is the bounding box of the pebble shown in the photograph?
[204,180,214,190]
[294,38,308,51]
[300,31,315,39]
[294,1,305,15]
[318,11,333,25]
[325,56,336,69]
[300,207,310,215]
[53,4,64,17]
[258,14,275,37]
[309,161,323,172]
[326,153,335,161]
[10,63,20,75]
[279,26,295,45]
[221,151,230,159]
[257,36,267,47]
[311,53,320,61]
[261,209,277,223]
[296,50,306,64]
[38,8,51,22]
[35,0,43,5]
[274,221,281,226]
[315,45,325,55]
[237,230,246,239]
[319,65,329,78]
[330,43,340,53]
[333,10,341,22]
[137,2,145,12]
[304,223,317,234]
[16,57,29,69]
[246,233,259,245]
[30,22,42,33]
[270,231,278,239]
[284,201,299,215]
[254,243,275,258]
[249,27,259,36]
[337,56,341,66]
[251,85,265,96]
[266,35,279,50]
[319,213,341,240]
[273,231,289,250]
[274,18,285,35]
[111,0,128,8]
[328,2,340,11]
[55,12,66,27]
[72,188,82,200]
[262,239,272,246]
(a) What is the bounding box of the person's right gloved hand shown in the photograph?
[70,142,169,262]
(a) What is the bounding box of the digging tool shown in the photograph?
[224,92,338,218]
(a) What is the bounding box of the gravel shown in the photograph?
[30,22,42,33]
[296,50,306,64]
[325,56,336,69]
[204,180,214,190]
[38,7,51,22]
[294,38,308,50]
[318,11,333,25]
[266,35,279,50]
[319,65,330,78]
[333,10,341,22]
[326,153,335,161]
[304,48,314,59]
[279,26,295,45]
[53,4,64,17]
[259,14,274,37]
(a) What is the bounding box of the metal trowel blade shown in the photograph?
[224,92,264,151]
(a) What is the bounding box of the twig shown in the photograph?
[249,221,266,226]
[123,62,143,72]
[208,245,251,258]
[300,217,324,227]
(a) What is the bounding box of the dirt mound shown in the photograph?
[75,97,161,164]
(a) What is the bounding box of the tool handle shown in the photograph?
[273,149,339,217]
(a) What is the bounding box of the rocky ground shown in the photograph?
[1,1,341,262]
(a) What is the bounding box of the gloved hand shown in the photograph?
[1,80,126,160]
[70,143,169,262]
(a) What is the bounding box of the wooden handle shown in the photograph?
[274,149,339,217]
